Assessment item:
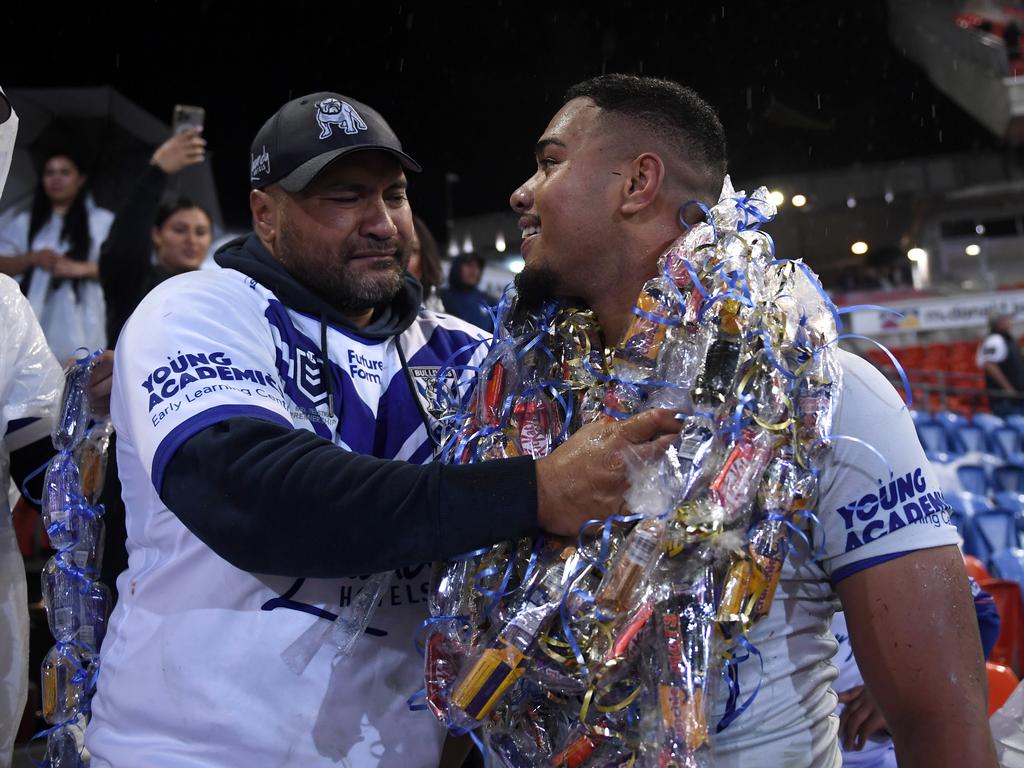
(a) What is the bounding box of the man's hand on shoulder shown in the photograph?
[534,409,681,536]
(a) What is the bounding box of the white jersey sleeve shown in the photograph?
[0,211,28,259]
[110,270,293,495]
[977,333,1008,367]
[813,351,959,581]
[0,274,61,449]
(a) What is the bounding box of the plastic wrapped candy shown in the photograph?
[595,518,666,616]
[52,359,92,453]
[44,717,87,768]
[616,276,683,375]
[41,645,86,725]
[75,418,114,504]
[691,299,745,406]
[707,427,777,525]
[326,571,392,660]
[447,547,577,727]
[41,454,82,548]
[640,562,716,768]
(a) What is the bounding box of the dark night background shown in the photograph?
[1,0,998,234]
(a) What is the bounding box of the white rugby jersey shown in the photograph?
[707,350,959,767]
[86,266,488,768]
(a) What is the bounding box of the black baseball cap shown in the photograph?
[249,92,421,192]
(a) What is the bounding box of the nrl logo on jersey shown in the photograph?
[409,365,458,419]
[291,348,328,405]
[315,98,368,140]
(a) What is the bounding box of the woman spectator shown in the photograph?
[95,127,208,598]
[0,151,113,361]
[100,127,209,343]
[409,215,445,313]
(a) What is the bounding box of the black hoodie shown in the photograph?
[159,234,538,578]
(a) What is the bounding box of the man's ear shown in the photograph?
[250,189,279,245]
[619,153,666,216]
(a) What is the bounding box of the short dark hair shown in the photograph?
[155,195,212,229]
[564,74,727,202]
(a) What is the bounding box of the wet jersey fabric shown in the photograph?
[707,351,959,768]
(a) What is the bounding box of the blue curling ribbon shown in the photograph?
[18,458,49,505]
[677,200,715,238]
[632,304,682,327]
[837,304,906,319]
[715,635,764,733]
[559,565,593,678]
[747,329,798,381]
[406,687,429,712]
[833,333,912,408]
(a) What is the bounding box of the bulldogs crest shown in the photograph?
[315,98,368,140]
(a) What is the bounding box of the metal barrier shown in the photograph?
[872,363,1024,413]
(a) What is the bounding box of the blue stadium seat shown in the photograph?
[991,427,1024,463]
[993,464,1024,495]
[991,548,1024,584]
[936,410,969,433]
[956,464,990,496]
[910,409,926,425]
[966,509,1019,564]
[1006,414,1024,433]
[917,419,954,457]
[954,424,989,454]
[974,413,1007,432]
[946,490,995,517]
[994,491,1024,514]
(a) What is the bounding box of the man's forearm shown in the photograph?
[161,415,539,578]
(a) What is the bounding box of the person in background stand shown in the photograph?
[0,150,113,361]
[99,127,210,344]
[441,252,493,330]
[410,215,445,313]
[977,311,1024,417]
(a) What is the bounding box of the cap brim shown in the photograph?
[276,145,422,193]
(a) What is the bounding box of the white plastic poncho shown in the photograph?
[0,88,64,768]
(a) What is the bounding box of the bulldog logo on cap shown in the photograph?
[315,98,368,140]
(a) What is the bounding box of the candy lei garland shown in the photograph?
[37,352,113,768]
[421,176,866,768]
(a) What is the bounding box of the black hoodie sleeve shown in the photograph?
[160,415,539,578]
[99,164,168,339]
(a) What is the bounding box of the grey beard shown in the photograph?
[277,224,405,312]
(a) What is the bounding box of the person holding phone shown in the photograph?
[0,149,113,361]
[96,122,210,597]
[99,124,210,345]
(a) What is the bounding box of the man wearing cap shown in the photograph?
[977,311,1024,417]
[85,93,679,767]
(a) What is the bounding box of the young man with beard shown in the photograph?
[85,92,679,767]
[508,74,997,768]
